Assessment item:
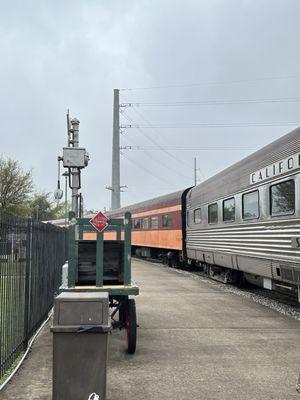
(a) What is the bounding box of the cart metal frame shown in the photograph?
[62,211,139,353]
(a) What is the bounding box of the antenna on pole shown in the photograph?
[66,109,71,146]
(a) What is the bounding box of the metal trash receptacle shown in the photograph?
[51,292,111,400]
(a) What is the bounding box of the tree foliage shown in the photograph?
[0,156,70,220]
[0,157,33,216]
[29,192,70,221]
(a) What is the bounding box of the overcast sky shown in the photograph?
[1,0,300,210]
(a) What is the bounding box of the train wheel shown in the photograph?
[233,270,245,288]
[125,299,137,354]
[171,256,179,268]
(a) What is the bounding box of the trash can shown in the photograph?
[51,292,111,400]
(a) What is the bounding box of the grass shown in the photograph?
[0,352,24,386]
[0,260,26,381]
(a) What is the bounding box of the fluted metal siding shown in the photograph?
[187,219,300,259]
[187,219,300,278]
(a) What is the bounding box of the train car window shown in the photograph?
[270,180,295,216]
[223,198,235,222]
[243,191,259,219]
[208,203,218,224]
[162,214,172,228]
[150,216,158,229]
[142,217,149,229]
[133,219,141,229]
[194,208,201,224]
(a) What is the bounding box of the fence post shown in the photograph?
[23,218,32,348]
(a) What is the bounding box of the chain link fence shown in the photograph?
[0,212,67,380]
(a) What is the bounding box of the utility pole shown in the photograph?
[110,89,121,210]
[106,89,128,209]
[193,157,203,186]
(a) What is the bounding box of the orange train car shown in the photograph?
[48,189,190,266]
[106,189,190,267]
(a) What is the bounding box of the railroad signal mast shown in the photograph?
[56,111,90,218]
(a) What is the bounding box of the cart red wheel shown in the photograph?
[125,298,137,354]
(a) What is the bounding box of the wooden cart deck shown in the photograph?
[61,280,139,296]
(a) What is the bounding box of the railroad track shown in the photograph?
[189,268,300,307]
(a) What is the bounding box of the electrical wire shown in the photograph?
[120,145,257,151]
[121,152,177,186]
[120,73,300,91]
[121,112,192,180]
[121,134,185,185]
[126,106,206,178]
[127,107,195,169]
[121,121,300,128]
[121,93,173,146]
[120,97,300,107]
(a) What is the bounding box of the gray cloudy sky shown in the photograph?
[1,0,300,210]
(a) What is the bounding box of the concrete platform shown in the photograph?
[2,258,300,399]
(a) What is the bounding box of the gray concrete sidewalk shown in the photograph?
[1,259,300,399]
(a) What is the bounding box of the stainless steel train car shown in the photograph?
[186,127,300,298]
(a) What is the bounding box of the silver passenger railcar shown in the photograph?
[186,128,300,299]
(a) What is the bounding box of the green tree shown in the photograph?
[29,192,70,221]
[0,157,33,216]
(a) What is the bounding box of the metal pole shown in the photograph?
[194,157,197,186]
[111,89,121,210]
[62,172,68,227]
[70,118,80,216]
[66,109,71,146]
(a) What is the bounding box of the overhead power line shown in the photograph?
[120,73,300,91]
[120,97,300,108]
[121,152,176,186]
[121,122,300,129]
[126,106,195,170]
[121,112,192,180]
[121,135,189,184]
[120,145,257,151]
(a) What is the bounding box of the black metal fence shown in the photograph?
[0,212,67,381]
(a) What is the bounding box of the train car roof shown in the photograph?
[46,190,186,225]
[107,189,186,217]
[188,127,300,206]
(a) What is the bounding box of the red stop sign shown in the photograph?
[89,211,110,233]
